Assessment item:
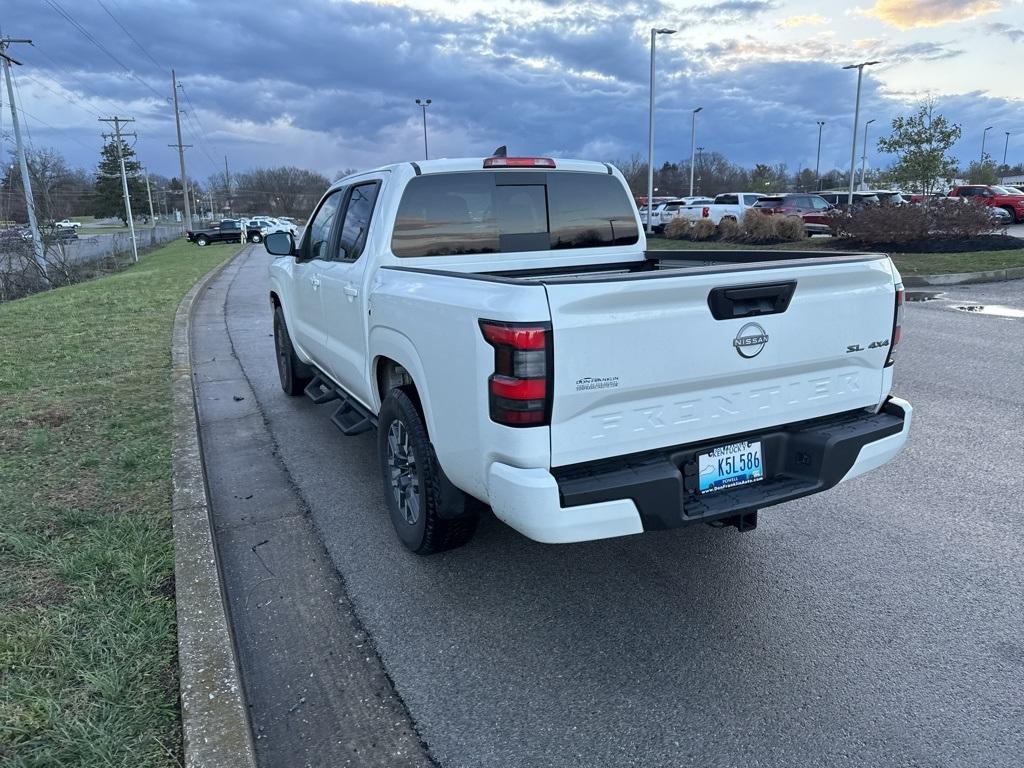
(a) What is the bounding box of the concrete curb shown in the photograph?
[904,266,1024,287]
[170,248,257,768]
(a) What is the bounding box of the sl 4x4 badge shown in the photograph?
[847,339,890,353]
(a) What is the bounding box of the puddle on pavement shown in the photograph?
[952,305,1024,318]
[905,291,943,302]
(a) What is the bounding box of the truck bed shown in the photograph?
[384,250,886,284]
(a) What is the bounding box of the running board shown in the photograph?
[330,400,374,436]
[304,372,376,435]
[304,375,339,404]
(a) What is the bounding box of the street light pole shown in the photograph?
[815,120,825,191]
[647,27,675,234]
[1002,131,1011,184]
[860,118,876,189]
[415,98,431,160]
[843,60,880,208]
[688,107,703,197]
[980,126,993,166]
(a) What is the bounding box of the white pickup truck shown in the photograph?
[679,192,765,224]
[265,155,911,555]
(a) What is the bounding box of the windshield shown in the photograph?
[392,171,639,257]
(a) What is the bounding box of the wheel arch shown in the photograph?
[369,328,433,434]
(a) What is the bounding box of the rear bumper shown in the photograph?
[486,397,911,543]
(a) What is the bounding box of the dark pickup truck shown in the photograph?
[186,219,247,246]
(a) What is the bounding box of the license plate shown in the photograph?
[698,440,764,493]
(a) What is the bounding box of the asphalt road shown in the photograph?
[222,248,1024,767]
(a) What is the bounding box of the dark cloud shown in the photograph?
[2,0,1020,184]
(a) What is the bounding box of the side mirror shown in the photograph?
[265,231,295,257]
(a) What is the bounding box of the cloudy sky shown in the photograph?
[3,0,1022,183]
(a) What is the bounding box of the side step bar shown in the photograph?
[303,376,339,404]
[304,373,377,436]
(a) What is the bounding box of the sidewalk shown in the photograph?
[189,247,433,767]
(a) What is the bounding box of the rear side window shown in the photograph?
[391,171,639,257]
[717,194,738,205]
[336,182,380,262]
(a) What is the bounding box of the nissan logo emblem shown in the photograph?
[733,322,769,358]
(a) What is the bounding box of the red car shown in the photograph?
[751,193,834,234]
[948,185,1024,223]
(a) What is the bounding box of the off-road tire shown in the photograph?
[378,387,478,555]
[273,306,312,395]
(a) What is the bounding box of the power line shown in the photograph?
[22,41,124,116]
[96,0,165,71]
[41,0,164,101]
[16,71,105,119]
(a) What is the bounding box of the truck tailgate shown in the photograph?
[543,257,897,467]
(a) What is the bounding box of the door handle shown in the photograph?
[343,285,359,299]
[310,276,321,289]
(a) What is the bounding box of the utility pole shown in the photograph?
[860,118,876,190]
[144,170,155,226]
[1002,132,1011,184]
[843,60,880,208]
[688,106,702,197]
[815,121,825,191]
[646,28,676,234]
[415,99,431,160]
[1,38,46,277]
[223,155,231,217]
[170,70,193,229]
[99,116,138,262]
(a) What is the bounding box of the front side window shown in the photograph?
[391,171,639,257]
[336,182,381,262]
[305,191,343,261]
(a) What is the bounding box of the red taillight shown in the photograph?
[480,320,552,427]
[483,157,556,168]
[886,287,904,367]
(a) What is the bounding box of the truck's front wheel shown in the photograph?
[273,306,312,395]
[378,387,478,555]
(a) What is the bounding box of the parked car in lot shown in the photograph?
[988,206,1013,225]
[818,191,880,210]
[186,219,246,246]
[751,193,835,234]
[679,192,764,224]
[264,155,911,554]
[53,218,82,229]
[948,185,1024,223]
[249,216,299,238]
[0,226,30,245]
[656,197,714,230]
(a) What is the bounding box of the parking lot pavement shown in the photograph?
[220,247,1024,768]
[1005,222,1024,239]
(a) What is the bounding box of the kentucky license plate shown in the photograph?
[698,440,764,493]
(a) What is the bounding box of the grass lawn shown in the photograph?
[648,237,1024,275]
[0,239,239,766]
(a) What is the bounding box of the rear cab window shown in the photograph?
[390,171,639,258]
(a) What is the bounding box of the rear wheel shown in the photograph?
[273,306,312,395]
[377,387,478,555]
[250,232,263,243]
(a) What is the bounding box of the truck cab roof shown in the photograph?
[339,157,613,184]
